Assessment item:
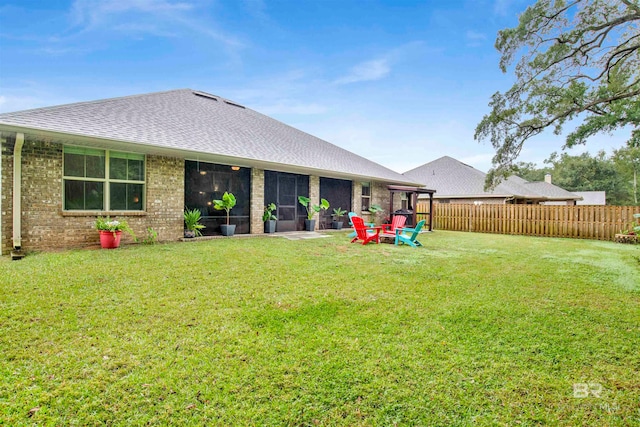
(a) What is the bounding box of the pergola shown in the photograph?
[387,185,436,231]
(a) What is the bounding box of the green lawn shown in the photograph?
[1,231,639,426]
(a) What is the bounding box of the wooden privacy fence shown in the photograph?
[415,203,640,241]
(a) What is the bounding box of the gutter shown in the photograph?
[0,124,421,187]
[0,122,424,187]
[12,133,24,259]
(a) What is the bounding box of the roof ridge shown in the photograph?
[403,155,452,174]
[219,97,407,178]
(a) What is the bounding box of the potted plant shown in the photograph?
[95,216,135,249]
[615,213,640,243]
[263,202,277,233]
[213,191,237,236]
[184,207,205,238]
[332,207,347,230]
[368,204,384,225]
[298,196,330,231]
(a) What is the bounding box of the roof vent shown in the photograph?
[193,91,218,101]
[224,100,245,109]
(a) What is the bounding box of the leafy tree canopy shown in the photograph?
[475,0,640,188]
[512,161,551,181]
[514,150,634,205]
[547,151,632,204]
[612,144,640,203]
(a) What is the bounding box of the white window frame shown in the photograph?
[63,146,146,211]
[361,181,371,211]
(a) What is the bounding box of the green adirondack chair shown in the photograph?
[394,220,426,248]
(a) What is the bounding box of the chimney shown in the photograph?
[544,173,552,184]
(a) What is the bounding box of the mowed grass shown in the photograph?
[1,231,639,426]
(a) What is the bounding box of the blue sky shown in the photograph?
[0,0,629,173]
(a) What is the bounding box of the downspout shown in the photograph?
[13,132,24,252]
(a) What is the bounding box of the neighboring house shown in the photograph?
[537,175,607,205]
[403,156,582,205]
[0,89,427,255]
[573,191,606,205]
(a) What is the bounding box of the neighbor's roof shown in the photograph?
[519,180,582,201]
[0,89,419,185]
[574,191,606,205]
[403,156,581,201]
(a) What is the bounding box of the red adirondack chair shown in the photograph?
[350,216,380,245]
[380,215,406,238]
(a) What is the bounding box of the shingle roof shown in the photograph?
[520,181,582,200]
[0,89,419,185]
[574,191,606,205]
[403,156,581,201]
[403,156,519,197]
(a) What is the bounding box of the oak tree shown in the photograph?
[612,144,640,204]
[475,0,640,187]
[544,151,629,204]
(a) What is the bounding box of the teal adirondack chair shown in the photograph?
[394,220,426,248]
[347,211,375,238]
[347,212,358,238]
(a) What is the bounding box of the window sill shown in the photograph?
[61,211,147,217]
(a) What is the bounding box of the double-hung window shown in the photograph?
[108,151,145,210]
[63,146,145,211]
[361,182,371,211]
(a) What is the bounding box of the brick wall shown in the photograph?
[346,180,403,225]
[309,175,320,230]
[21,137,66,250]
[1,136,15,254]
[1,136,184,254]
[250,168,265,234]
[0,133,410,253]
[142,155,184,242]
[372,181,390,214]
[370,181,391,224]
[352,181,362,213]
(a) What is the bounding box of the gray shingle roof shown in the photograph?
[403,156,581,201]
[520,181,582,200]
[574,191,606,205]
[403,156,518,197]
[0,89,419,185]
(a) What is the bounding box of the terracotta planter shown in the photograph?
[99,230,122,249]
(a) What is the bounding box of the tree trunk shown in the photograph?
[634,168,638,205]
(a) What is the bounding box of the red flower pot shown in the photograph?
[99,230,122,249]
